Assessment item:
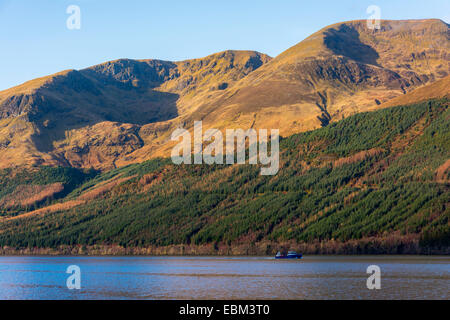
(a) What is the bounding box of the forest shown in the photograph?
[0,98,448,254]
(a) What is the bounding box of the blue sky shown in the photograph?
[0,0,449,90]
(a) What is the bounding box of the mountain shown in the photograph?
[0,19,448,170]
[179,19,449,133]
[0,97,448,255]
[0,51,271,169]
[379,74,450,108]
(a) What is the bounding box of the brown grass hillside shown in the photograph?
[0,19,448,170]
[0,51,270,169]
[379,75,450,108]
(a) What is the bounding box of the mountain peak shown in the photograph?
[0,19,448,170]
[0,69,75,100]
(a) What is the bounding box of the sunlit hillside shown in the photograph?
[0,19,448,170]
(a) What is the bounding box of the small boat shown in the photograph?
[275,251,302,259]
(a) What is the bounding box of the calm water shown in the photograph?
[0,256,448,300]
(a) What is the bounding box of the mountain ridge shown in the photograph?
[0,97,448,254]
[0,19,448,170]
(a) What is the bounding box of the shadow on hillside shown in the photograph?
[324,24,380,66]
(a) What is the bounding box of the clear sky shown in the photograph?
[0,0,449,90]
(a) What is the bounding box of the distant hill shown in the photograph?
[0,98,448,255]
[0,19,448,170]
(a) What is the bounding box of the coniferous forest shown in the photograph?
[0,99,448,255]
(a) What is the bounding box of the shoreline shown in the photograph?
[1,238,448,256]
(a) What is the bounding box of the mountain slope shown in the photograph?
[0,19,448,170]
[0,51,270,169]
[0,98,448,255]
[181,19,449,135]
[116,19,450,166]
[379,75,450,108]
